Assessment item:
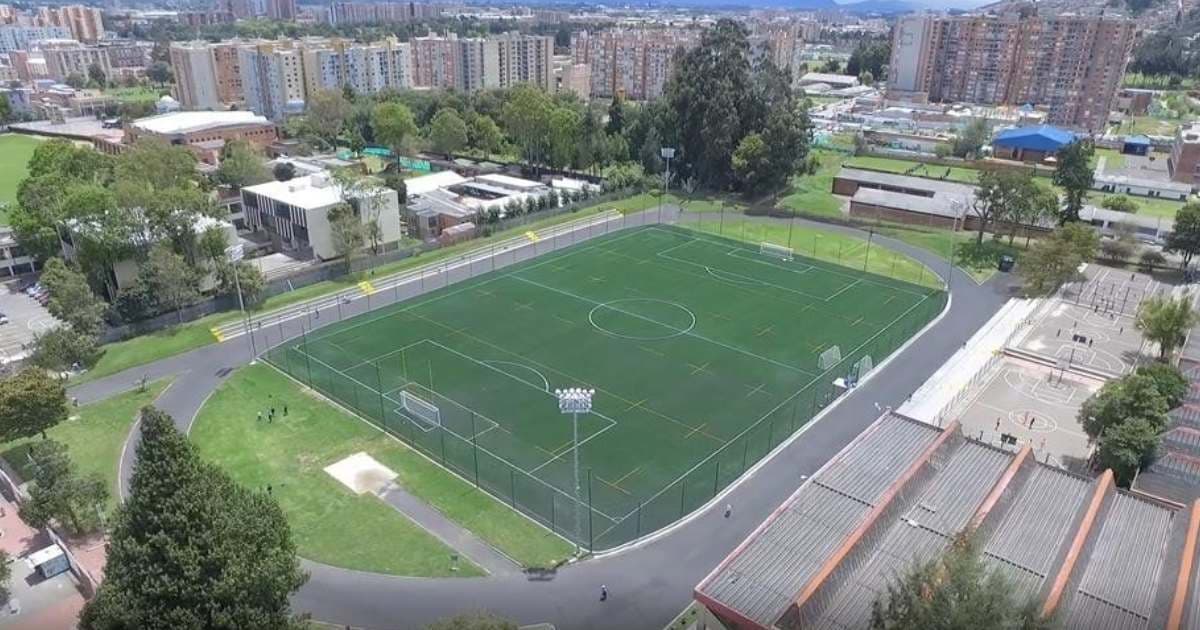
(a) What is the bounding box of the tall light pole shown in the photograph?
[225,244,256,364]
[659,147,675,223]
[556,387,593,552]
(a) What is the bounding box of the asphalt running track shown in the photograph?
[70,209,1016,630]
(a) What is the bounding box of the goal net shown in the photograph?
[818,345,843,371]
[853,355,874,380]
[400,390,441,430]
[759,242,793,261]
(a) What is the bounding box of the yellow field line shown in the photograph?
[553,314,575,326]
[745,383,768,398]
[688,361,711,376]
[624,398,647,412]
[754,325,774,337]
[638,346,665,358]
[684,422,708,440]
[596,475,632,496]
[613,466,643,487]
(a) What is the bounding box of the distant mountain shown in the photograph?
[834,0,919,14]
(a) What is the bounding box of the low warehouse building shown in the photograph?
[991,125,1076,163]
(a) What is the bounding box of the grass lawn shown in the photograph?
[1113,116,1180,137]
[73,203,638,386]
[844,155,980,184]
[104,86,163,103]
[778,149,848,218]
[1085,191,1183,220]
[192,364,572,573]
[1093,148,1126,172]
[0,134,44,222]
[0,379,170,514]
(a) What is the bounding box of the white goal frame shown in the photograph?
[399,390,441,431]
[818,345,843,371]
[759,242,793,261]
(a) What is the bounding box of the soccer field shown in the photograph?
[265,225,946,549]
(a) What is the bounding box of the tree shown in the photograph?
[1079,373,1170,441]
[1018,223,1097,295]
[870,532,1050,630]
[29,326,101,372]
[970,171,1008,244]
[87,62,107,87]
[846,40,890,79]
[1096,418,1161,487]
[428,107,468,156]
[327,203,365,268]
[1102,195,1140,214]
[606,94,626,136]
[546,106,580,169]
[468,114,503,156]
[64,72,85,89]
[147,61,173,87]
[667,19,755,189]
[1136,362,1189,409]
[372,101,418,157]
[1100,237,1136,263]
[214,260,265,305]
[40,258,104,337]
[140,245,200,323]
[382,171,407,205]
[273,161,296,182]
[0,550,10,601]
[1141,249,1167,271]
[951,118,990,158]
[1166,202,1200,268]
[732,133,769,191]
[0,93,11,124]
[20,439,109,534]
[427,612,519,630]
[304,89,351,146]
[0,368,68,442]
[1052,139,1095,223]
[1136,294,1198,359]
[215,140,269,190]
[80,407,307,629]
[639,126,664,175]
[502,85,554,169]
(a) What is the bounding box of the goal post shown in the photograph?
[818,345,842,371]
[853,355,874,380]
[759,242,793,261]
[399,390,441,430]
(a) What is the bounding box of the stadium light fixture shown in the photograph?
[556,387,594,552]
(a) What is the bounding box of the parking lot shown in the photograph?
[0,278,58,364]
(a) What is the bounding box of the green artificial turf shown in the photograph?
[264,225,945,550]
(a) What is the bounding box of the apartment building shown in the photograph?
[572,29,700,100]
[485,31,552,91]
[239,41,307,120]
[412,34,457,89]
[265,0,296,21]
[1170,122,1200,186]
[43,40,108,80]
[554,56,590,100]
[36,5,103,43]
[170,41,246,109]
[887,8,1137,131]
[0,25,69,53]
[301,38,413,96]
[327,1,444,25]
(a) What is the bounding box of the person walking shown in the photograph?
[724,504,732,518]
[600,585,608,602]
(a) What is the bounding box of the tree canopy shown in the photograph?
[1052,140,1094,224]
[1018,223,1098,295]
[81,407,307,629]
[1166,202,1200,268]
[1136,294,1199,360]
[0,368,68,442]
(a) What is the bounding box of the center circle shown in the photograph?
[588,299,697,341]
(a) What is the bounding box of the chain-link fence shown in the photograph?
[262,272,947,551]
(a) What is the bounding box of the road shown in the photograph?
[70,209,1015,630]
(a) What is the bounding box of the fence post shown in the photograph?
[587,468,594,552]
[636,502,643,536]
[680,480,686,516]
[301,323,313,387]
[470,412,480,488]
[440,426,446,464]
[713,460,720,496]
[375,361,385,420]
[510,469,516,508]
[742,439,749,471]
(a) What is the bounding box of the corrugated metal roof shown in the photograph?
[985,466,1091,580]
[808,442,1012,629]
[837,167,975,196]
[1065,493,1175,629]
[851,188,968,220]
[696,414,939,627]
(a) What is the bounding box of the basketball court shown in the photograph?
[956,356,1102,473]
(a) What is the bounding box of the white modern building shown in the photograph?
[0,25,70,53]
[406,172,556,241]
[241,172,403,260]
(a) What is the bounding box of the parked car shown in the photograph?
[0,313,10,325]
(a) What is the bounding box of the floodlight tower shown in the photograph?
[556,387,594,552]
[659,147,675,222]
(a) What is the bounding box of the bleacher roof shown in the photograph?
[993,125,1077,152]
[697,412,1196,630]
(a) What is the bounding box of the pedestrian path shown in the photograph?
[376,483,523,577]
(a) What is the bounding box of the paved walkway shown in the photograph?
[69,209,1017,629]
[377,483,522,577]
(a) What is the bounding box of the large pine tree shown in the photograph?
[81,407,307,630]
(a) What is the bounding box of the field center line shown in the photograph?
[508,273,817,378]
[403,310,708,446]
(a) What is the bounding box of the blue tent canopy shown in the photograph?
[1124,135,1152,147]
[992,125,1077,153]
